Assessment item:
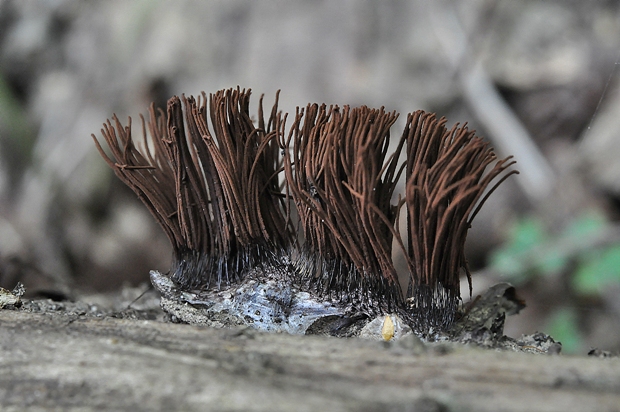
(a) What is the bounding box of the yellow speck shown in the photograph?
[381,315,395,341]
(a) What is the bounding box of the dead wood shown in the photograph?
[1,308,619,412]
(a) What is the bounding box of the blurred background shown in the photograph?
[1,0,619,354]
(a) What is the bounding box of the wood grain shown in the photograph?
[1,309,619,411]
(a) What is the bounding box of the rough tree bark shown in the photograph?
[1,302,619,412]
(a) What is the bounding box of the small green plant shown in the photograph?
[491,210,620,293]
[545,307,581,354]
[573,243,620,295]
[489,210,620,353]
[489,216,564,283]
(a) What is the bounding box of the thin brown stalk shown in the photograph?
[403,110,518,331]
[93,88,294,291]
[280,104,406,314]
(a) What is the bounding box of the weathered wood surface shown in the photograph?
[1,309,619,412]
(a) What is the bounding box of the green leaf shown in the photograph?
[537,247,567,276]
[573,244,620,295]
[507,218,547,252]
[545,308,581,354]
[489,217,549,282]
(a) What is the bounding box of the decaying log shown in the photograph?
[1,306,619,411]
